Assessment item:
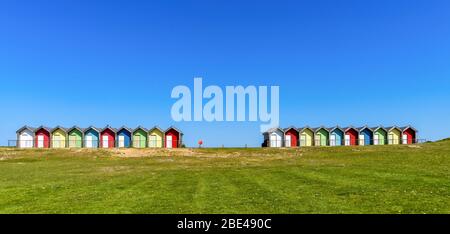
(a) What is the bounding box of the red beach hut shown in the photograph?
[165,126,183,148]
[35,126,51,148]
[284,126,299,147]
[344,127,359,146]
[100,125,117,148]
[401,126,417,144]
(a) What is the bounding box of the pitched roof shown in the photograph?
[328,126,344,133]
[357,125,373,132]
[314,126,329,133]
[264,127,283,134]
[51,126,68,133]
[83,126,101,133]
[67,126,83,133]
[344,126,358,132]
[133,126,149,133]
[165,126,183,135]
[372,126,387,132]
[149,126,164,133]
[386,126,402,132]
[262,128,279,135]
[299,126,314,132]
[283,126,298,133]
[34,125,52,133]
[16,125,36,133]
[101,125,117,133]
[116,126,133,133]
[400,125,418,132]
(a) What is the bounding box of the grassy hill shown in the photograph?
[0,141,449,214]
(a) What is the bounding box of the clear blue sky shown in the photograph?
[1,0,449,147]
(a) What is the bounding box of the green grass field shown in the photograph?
[0,140,449,214]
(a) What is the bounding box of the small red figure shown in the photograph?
[198,140,203,148]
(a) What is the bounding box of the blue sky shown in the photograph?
[1,0,449,147]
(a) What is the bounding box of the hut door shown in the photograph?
[359,135,365,146]
[53,136,61,148]
[330,134,336,146]
[149,135,156,147]
[270,134,275,147]
[285,135,291,147]
[102,136,109,148]
[271,133,281,147]
[69,136,75,147]
[133,136,139,147]
[300,135,306,146]
[402,134,408,144]
[118,135,125,147]
[167,135,173,148]
[374,134,379,145]
[345,135,350,146]
[85,136,93,148]
[388,134,393,144]
[37,135,44,148]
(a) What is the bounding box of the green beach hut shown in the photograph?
[132,126,148,148]
[314,127,329,146]
[67,126,83,148]
[373,126,388,145]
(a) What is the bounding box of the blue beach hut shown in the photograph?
[358,126,374,146]
[84,126,100,148]
[117,126,132,148]
[329,126,344,146]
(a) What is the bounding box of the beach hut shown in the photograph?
[148,126,164,148]
[283,126,298,147]
[401,126,417,144]
[117,126,132,148]
[344,127,359,146]
[51,126,68,148]
[387,126,402,145]
[299,127,314,146]
[133,126,148,148]
[329,126,344,146]
[84,126,100,148]
[100,126,116,148]
[373,126,388,145]
[263,128,284,147]
[16,126,35,148]
[67,126,83,148]
[34,126,51,148]
[165,126,183,148]
[314,127,329,146]
[358,126,374,146]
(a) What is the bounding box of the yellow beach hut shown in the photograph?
[299,127,314,146]
[387,126,402,145]
[51,126,68,148]
[148,126,164,148]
